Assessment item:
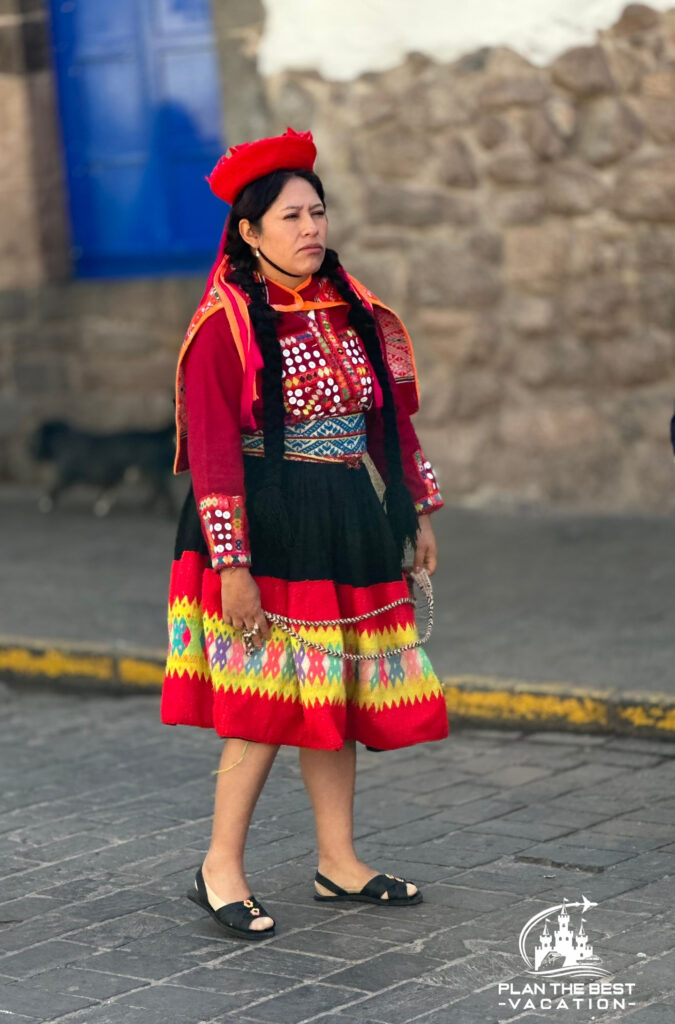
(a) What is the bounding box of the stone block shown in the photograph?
[641,68,675,97]
[30,965,148,1001]
[440,135,478,187]
[641,96,675,143]
[569,275,635,339]
[415,363,457,425]
[340,980,455,1024]
[478,75,548,110]
[0,939,92,980]
[419,308,500,365]
[576,96,644,166]
[0,75,30,185]
[80,948,203,982]
[487,145,543,185]
[523,107,568,160]
[422,420,494,491]
[0,980,93,1018]
[504,223,570,290]
[613,152,675,222]
[13,355,70,395]
[497,401,604,454]
[545,162,608,215]
[360,125,432,179]
[324,951,446,994]
[468,228,503,263]
[216,982,358,1022]
[426,79,476,128]
[545,95,577,139]
[273,77,316,130]
[453,367,502,418]
[595,328,674,385]
[338,249,407,312]
[115,982,257,1021]
[367,183,476,228]
[476,113,511,149]
[0,18,25,75]
[513,334,591,388]
[611,3,663,35]
[551,45,616,96]
[567,224,633,278]
[635,225,675,268]
[605,40,653,93]
[78,353,174,394]
[0,288,27,320]
[638,271,675,328]
[503,294,555,334]
[493,190,546,225]
[411,243,502,309]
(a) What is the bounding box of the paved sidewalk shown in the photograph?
[1,484,674,736]
[0,686,674,1024]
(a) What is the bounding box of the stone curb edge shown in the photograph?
[1,637,674,740]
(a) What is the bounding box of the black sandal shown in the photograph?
[186,867,275,941]
[314,870,423,907]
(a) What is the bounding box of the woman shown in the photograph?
[161,128,448,941]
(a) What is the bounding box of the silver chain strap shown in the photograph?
[259,568,433,661]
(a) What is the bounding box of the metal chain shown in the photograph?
[258,569,434,662]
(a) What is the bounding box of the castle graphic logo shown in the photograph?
[519,894,609,978]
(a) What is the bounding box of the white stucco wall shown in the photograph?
[259,0,674,80]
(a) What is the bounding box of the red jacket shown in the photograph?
[182,274,443,569]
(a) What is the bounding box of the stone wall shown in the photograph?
[3,1,675,514]
[0,0,69,288]
[0,277,202,481]
[259,2,675,514]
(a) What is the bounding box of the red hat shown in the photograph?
[207,127,317,205]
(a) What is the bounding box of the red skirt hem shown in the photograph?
[161,668,449,751]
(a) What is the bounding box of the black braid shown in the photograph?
[320,249,420,559]
[223,179,297,550]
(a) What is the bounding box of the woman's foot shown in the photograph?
[202,859,274,931]
[315,856,419,900]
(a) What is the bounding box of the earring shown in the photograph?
[255,248,260,258]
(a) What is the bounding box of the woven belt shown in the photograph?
[241,412,367,468]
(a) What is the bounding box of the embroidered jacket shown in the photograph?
[180,271,444,569]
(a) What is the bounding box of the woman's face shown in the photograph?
[239,176,327,282]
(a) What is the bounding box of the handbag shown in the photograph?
[257,567,433,661]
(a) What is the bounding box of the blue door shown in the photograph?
[48,0,227,277]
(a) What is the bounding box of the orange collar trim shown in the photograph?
[262,273,346,314]
[263,273,312,298]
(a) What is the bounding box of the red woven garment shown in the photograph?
[207,127,317,205]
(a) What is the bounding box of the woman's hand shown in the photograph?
[412,514,438,575]
[219,567,271,648]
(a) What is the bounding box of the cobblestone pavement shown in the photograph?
[1,685,674,1024]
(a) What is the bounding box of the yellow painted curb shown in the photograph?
[0,645,114,682]
[444,675,675,737]
[2,640,674,740]
[117,657,165,688]
[0,636,164,692]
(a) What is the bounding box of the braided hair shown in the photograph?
[223,169,420,560]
